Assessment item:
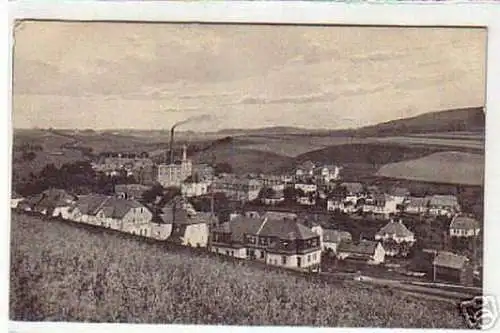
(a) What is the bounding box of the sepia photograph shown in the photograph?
[8,16,489,330]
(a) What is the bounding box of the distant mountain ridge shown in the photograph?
[213,106,485,138]
[351,106,485,138]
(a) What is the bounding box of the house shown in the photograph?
[93,152,153,175]
[213,174,263,202]
[340,182,365,203]
[181,177,212,198]
[261,190,285,206]
[210,216,322,271]
[362,193,398,218]
[295,161,316,179]
[404,196,430,215]
[313,165,341,184]
[327,197,360,214]
[164,208,213,248]
[449,215,481,237]
[432,251,473,285]
[10,191,24,209]
[192,163,215,181]
[375,219,416,257]
[114,184,151,200]
[336,240,385,265]
[389,187,410,205]
[297,195,316,206]
[28,189,77,218]
[294,182,317,194]
[321,229,352,254]
[428,195,461,217]
[68,194,152,235]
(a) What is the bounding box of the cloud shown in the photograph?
[237,92,337,106]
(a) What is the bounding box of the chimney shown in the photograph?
[169,126,176,164]
[182,144,187,161]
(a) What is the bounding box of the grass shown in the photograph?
[10,212,466,328]
[376,151,484,186]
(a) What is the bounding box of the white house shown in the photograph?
[449,215,481,238]
[295,161,316,178]
[389,187,410,205]
[404,196,431,215]
[211,216,322,271]
[314,165,341,184]
[295,183,317,194]
[362,194,399,218]
[327,198,359,214]
[181,180,211,198]
[163,207,215,247]
[428,195,461,217]
[374,219,415,257]
[322,229,352,254]
[68,195,153,236]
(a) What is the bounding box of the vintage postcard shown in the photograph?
[6,2,498,332]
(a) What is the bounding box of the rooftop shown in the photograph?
[337,240,380,256]
[323,229,352,243]
[433,251,469,270]
[376,219,414,238]
[450,215,480,231]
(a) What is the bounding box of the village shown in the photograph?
[10,141,483,289]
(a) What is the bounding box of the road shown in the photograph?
[320,272,478,304]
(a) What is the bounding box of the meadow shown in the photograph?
[376,151,484,186]
[10,212,466,328]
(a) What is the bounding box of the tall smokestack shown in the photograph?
[169,125,176,164]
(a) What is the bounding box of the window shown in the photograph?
[297,257,302,268]
[308,255,311,262]
[313,253,317,261]
[282,256,287,265]
[260,251,265,259]
[226,250,230,256]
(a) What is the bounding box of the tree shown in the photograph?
[258,187,275,199]
[214,162,233,175]
[142,184,165,204]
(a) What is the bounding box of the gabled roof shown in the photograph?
[450,215,480,231]
[72,195,145,219]
[213,216,265,243]
[213,216,318,243]
[36,189,76,209]
[341,182,364,194]
[72,194,109,215]
[406,196,430,207]
[259,218,318,241]
[323,229,352,243]
[433,251,469,270]
[98,197,144,219]
[337,240,380,256]
[263,211,297,220]
[429,195,459,207]
[390,187,410,197]
[376,219,414,238]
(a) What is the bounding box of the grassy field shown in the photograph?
[9,213,466,328]
[376,151,484,186]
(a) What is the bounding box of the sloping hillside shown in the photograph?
[193,141,294,175]
[352,107,484,138]
[376,151,484,186]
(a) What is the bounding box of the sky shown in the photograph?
[12,21,486,131]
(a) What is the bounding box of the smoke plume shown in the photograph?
[172,114,212,130]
